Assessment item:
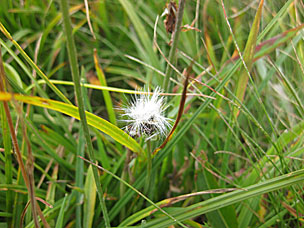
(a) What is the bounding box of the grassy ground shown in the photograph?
[0,0,304,227]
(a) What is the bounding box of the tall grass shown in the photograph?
[0,0,304,227]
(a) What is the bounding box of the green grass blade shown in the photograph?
[270,61,304,116]
[232,0,264,117]
[197,171,238,228]
[55,194,68,228]
[75,128,85,228]
[83,166,97,228]
[93,50,117,125]
[0,92,143,154]
[257,0,294,42]
[0,102,13,227]
[141,169,304,227]
[0,22,71,104]
[118,0,160,73]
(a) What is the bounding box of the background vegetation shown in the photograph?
[0,0,304,227]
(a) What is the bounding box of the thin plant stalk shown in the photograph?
[144,140,152,195]
[0,102,12,226]
[0,48,42,227]
[59,0,110,226]
[162,0,186,92]
[119,149,130,221]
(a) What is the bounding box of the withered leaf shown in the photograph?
[163,1,178,34]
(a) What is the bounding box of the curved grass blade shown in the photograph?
[119,188,237,227]
[141,169,304,227]
[153,70,190,155]
[229,0,264,118]
[0,92,143,154]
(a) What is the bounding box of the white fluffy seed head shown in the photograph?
[121,87,171,140]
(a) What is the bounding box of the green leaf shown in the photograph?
[55,194,68,228]
[94,50,117,125]
[83,166,96,228]
[233,0,264,118]
[0,92,143,154]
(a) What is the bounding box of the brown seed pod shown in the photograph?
[163,1,178,34]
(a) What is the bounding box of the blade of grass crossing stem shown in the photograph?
[254,24,304,61]
[237,120,304,227]
[233,0,264,118]
[25,119,74,171]
[81,67,93,113]
[0,103,13,227]
[59,0,110,226]
[54,194,68,228]
[0,45,42,227]
[0,38,47,97]
[1,40,75,147]
[0,22,71,104]
[257,0,294,42]
[93,49,117,125]
[80,68,112,170]
[243,120,304,186]
[271,62,304,116]
[141,169,304,227]
[39,5,84,56]
[197,171,238,228]
[83,166,97,228]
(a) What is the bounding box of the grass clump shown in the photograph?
[0,0,304,227]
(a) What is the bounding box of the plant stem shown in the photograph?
[162,0,186,92]
[144,140,152,195]
[59,0,110,227]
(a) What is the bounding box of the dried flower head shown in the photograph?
[121,87,171,140]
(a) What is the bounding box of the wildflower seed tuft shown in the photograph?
[122,87,171,140]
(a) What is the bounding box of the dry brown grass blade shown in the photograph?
[149,188,240,215]
[83,0,96,39]
[153,69,190,156]
[282,202,304,222]
[0,46,48,227]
